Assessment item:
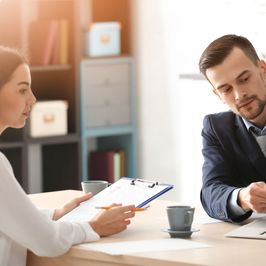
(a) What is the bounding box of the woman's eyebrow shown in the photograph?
[17,81,30,86]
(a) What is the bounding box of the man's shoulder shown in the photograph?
[203,111,240,132]
[205,110,236,121]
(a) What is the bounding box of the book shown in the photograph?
[51,22,60,65]
[119,149,126,177]
[28,20,59,65]
[113,151,120,182]
[89,150,115,183]
[113,149,126,182]
[59,19,69,64]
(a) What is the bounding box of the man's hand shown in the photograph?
[238,182,266,212]
[89,204,136,237]
[53,193,93,220]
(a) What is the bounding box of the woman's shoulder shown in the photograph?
[0,151,10,163]
[0,151,14,174]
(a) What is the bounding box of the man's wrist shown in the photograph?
[228,189,250,216]
[237,188,251,211]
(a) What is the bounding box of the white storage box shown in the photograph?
[29,100,68,137]
[85,22,121,57]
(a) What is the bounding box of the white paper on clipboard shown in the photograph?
[59,178,173,222]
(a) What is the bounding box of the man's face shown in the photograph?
[206,47,266,127]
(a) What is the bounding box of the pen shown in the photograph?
[95,206,149,211]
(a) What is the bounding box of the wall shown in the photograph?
[132,0,181,202]
[132,0,265,203]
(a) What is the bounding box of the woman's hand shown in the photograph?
[89,204,135,237]
[53,193,93,220]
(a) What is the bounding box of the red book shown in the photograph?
[89,150,114,183]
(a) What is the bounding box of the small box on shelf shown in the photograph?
[85,22,121,57]
[29,100,68,138]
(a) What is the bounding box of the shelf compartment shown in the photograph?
[0,141,24,149]
[25,133,79,145]
[31,70,77,134]
[0,128,24,142]
[42,141,80,191]
[84,133,137,180]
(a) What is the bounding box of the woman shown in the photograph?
[0,46,135,266]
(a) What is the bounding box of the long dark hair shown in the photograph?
[0,46,28,88]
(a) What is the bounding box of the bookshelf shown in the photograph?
[80,56,137,182]
[0,0,80,192]
[0,0,137,192]
[78,0,137,182]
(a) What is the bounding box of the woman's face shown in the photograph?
[0,64,36,134]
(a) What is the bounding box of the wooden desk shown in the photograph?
[27,190,264,266]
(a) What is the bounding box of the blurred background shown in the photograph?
[133,0,265,203]
[0,0,265,204]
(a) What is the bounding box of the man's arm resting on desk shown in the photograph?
[200,184,252,223]
[225,182,266,221]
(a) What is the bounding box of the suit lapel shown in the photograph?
[235,115,266,177]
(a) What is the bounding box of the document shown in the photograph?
[60,178,173,222]
[79,238,209,255]
[225,216,266,240]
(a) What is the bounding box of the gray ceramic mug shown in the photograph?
[81,180,109,195]
[166,205,195,231]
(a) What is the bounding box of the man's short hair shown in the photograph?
[199,34,260,78]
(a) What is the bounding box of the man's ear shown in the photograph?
[259,59,266,79]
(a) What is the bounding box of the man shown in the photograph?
[199,34,266,222]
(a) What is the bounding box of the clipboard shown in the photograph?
[60,177,173,222]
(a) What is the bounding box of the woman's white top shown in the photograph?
[0,152,100,266]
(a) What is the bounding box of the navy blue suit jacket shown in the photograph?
[201,111,266,222]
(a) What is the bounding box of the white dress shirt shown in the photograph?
[0,152,100,266]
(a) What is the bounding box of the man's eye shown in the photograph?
[221,87,232,94]
[242,76,249,82]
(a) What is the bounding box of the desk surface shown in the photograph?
[27,190,265,266]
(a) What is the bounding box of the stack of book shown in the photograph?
[28,19,69,66]
[89,150,126,183]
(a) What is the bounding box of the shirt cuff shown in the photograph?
[80,221,100,242]
[39,208,56,219]
[228,188,249,216]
